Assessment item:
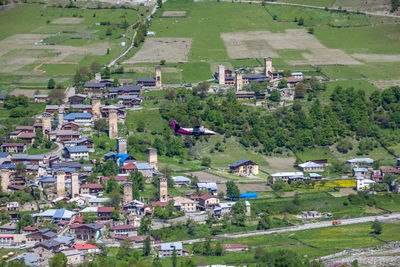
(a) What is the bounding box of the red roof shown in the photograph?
[98,207,115,213]
[23,226,38,231]
[18,132,36,139]
[71,216,84,224]
[151,201,168,207]
[81,184,103,189]
[8,185,25,191]
[119,210,130,214]
[1,143,25,147]
[115,235,154,242]
[221,244,248,249]
[120,163,137,170]
[109,224,136,231]
[69,224,84,229]
[199,194,216,200]
[74,244,99,250]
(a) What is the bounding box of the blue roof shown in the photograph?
[53,209,65,219]
[39,177,56,183]
[240,193,258,199]
[0,164,15,169]
[135,162,152,170]
[66,145,89,153]
[52,167,77,174]
[353,168,368,172]
[0,153,9,159]
[64,113,92,120]
[116,154,132,162]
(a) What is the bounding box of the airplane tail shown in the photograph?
[170,120,180,131]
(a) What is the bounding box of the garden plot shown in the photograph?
[218,183,272,193]
[186,171,228,183]
[263,156,297,173]
[9,89,47,98]
[351,54,400,62]
[162,11,187,17]
[124,38,192,63]
[51,17,84,24]
[221,29,360,65]
[370,79,400,89]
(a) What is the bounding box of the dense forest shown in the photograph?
[150,84,400,159]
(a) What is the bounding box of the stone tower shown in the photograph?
[124,182,133,203]
[42,112,52,135]
[159,176,168,202]
[218,65,225,85]
[1,169,9,193]
[155,66,162,89]
[58,107,64,129]
[56,170,66,198]
[117,138,127,155]
[92,96,101,120]
[71,172,79,198]
[235,70,243,92]
[108,110,118,139]
[264,57,272,77]
[147,148,158,171]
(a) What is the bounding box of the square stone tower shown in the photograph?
[147,148,158,171]
[92,96,101,120]
[57,107,64,129]
[218,64,225,85]
[1,169,9,193]
[159,176,168,202]
[124,182,133,203]
[117,138,127,155]
[108,110,118,139]
[155,66,162,89]
[42,112,52,135]
[264,57,272,78]
[235,70,243,92]
[71,172,79,198]
[56,170,66,198]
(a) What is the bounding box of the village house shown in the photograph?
[65,146,89,161]
[197,194,220,210]
[381,168,399,176]
[120,162,137,174]
[84,82,106,92]
[68,94,87,105]
[197,182,218,195]
[115,235,155,245]
[61,122,79,131]
[109,224,137,237]
[159,242,184,258]
[136,162,154,178]
[347,158,374,168]
[80,184,103,195]
[11,154,44,165]
[64,138,94,152]
[23,226,38,234]
[70,104,92,113]
[172,176,191,187]
[88,197,110,207]
[32,209,76,223]
[356,177,375,191]
[63,249,84,266]
[298,161,325,172]
[69,223,102,240]
[353,167,368,178]
[74,244,100,254]
[271,172,304,183]
[26,228,57,243]
[45,105,59,114]
[137,78,156,87]
[229,159,258,176]
[213,201,251,217]
[49,130,81,142]
[0,223,17,234]
[100,105,126,118]
[34,94,48,103]
[117,95,142,108]
[174,197,196,213]
[63,113,92,126]
[1,143,26,153]
[97,207,115,220]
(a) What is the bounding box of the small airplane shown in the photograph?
[170,120,216,136]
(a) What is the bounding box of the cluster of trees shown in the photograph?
[159,84,400,156]
[133,20,149,46]
[391,0,399,12]
[192,240,224,256]
[153,200,184,219]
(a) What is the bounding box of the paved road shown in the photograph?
[104,213,400,248]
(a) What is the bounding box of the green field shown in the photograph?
[266,4,369,26]
[278,0,335,7]
[319,65,364,80]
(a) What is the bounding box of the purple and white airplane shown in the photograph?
[170,120,216,136]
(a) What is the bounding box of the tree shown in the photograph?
[109,190,121,209]
[111,210,120,220]
[257,214,272,230]
[106,177,118,193]
[372,219,382,234]
[157,0,162,7]
[172,247,177,267]
[226,180,240,200]
[49,253,67,267]
[231,200,247,226]
[201,156,211,167]
[82,212,97,223]
[48,89,65,103]
[15,162,26,177]
[294,82,307,98]
[298,17,304,25]
[307,27,314,34]
[90,61,102,74]
[117,238,132,258]
[166,89,176,100]
[18,213,34,233]
[94,119,107,134]
[138,216,152,235]
[293,193,300,205]
[160,59,166,65]
[137,120,145,132]
[143,236,151,256]
[152,255,163,267]
[193,82,209,99]
[269,89,280,102]
[278,79,287,89]
[214,242,224,256]
[102,67,111,79]
[106,26,113,36]
[187,218,197,236]
[47,78,56,89]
